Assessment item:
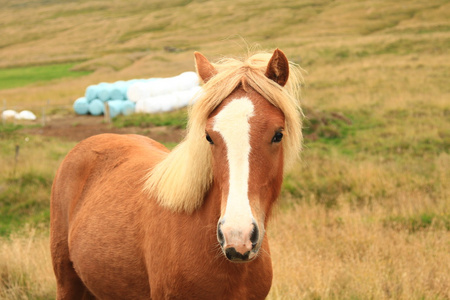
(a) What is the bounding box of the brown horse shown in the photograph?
[50,49,303,299]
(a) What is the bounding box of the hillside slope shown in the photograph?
[0,0,448,106]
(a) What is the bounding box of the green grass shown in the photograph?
[0,171,52,236]
[0,126,75,236]
[0,63,91,90]
[383,212,450,233]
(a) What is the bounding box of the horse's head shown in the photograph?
[196,50,291,262]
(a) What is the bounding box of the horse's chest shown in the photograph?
[147,257,272,299]
[151,275,256,300]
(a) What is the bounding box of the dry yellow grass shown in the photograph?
[0,228,55,299]
[268,200,449,299]
[1,194,448,300]
[268,153,449,299]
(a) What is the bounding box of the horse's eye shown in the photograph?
[206,134,214,144]
[272,132,283,143]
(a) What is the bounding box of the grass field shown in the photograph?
[0,0,449,299]
[0,63,91,90]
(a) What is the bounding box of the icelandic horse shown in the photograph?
[50,49,303,299]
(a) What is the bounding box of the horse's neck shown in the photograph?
[195,182,222,226]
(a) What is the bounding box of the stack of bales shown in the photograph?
[74,80,137,118]
[129,71,201,114]
[73,71,201,117]
[1,110,37,121]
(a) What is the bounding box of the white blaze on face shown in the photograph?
[213,97,255,229]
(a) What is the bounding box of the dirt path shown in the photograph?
[22,115,185,144]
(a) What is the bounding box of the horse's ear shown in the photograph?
[265,48,289,87]
[194,52,218,84]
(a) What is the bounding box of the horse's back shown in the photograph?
[50,133,168,299]
[51,133,167,226]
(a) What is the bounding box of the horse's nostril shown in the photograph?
[225,247,250,261]
[250,222,259,248]
[217,223,225,247]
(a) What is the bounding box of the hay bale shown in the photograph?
[175,71,199,91]
[110,86,124,100]
[88,99,104,116]
[2,110,18,120]
[174,86,202,108]
[106,100,136,118]
[97,82,112,101]
[126,71,200,104]
[73,97,89,115]
[107,100,125,118]
[122,100,135,115]
[148,77,177,97]
[85,85,99,101]
[109,81,127,100]
[127,80,149,103]
[135,94,178,114]
[17,110,37,120]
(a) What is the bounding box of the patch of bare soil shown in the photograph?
[22,115,185,144]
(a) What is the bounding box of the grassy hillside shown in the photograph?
[0,0,448,106]
[0,0,449,299]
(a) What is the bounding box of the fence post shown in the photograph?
[41,106,46,126]
[2,99,5,126]
[104,102,111,124]
[41,99,50,126]
[14,144,20,176]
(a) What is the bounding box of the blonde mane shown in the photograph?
[144,51,303,213]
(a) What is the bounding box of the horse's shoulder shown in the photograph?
[59,133,167,174]
[73,133,166,156]
[81,133,167,150]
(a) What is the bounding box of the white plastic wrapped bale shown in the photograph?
[173,86,202,108]
[88,99,104,116]
[127,74,198,103]
[138,93,186,114]
[175,71,200,91]
[16,110,37,120]
[135,87,203,114]
[147,77,179,97]
[73,97,89,115]
[127,79,154,103]
[2,110,18,120]
[126,81,144,103]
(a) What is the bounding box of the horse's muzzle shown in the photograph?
[217,220,260,262]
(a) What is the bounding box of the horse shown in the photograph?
[50,48,303,299]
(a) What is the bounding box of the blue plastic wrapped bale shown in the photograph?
[85,85,99,101]
[97,82,112,102]
[109,87,123,100]
[110,85,125,100]
[88,99,104,116]
[113,81,128,100]
[120,85,129,100]
[73,97,89,115]
[121,100,136,115]
[107,100,125,118]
